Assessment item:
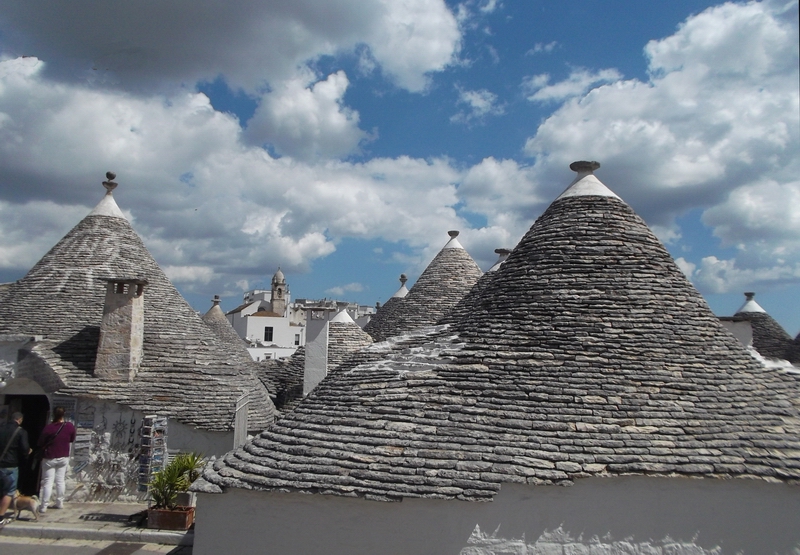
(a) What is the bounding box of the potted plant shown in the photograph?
[147,452,205,530]
[171,452,205,508]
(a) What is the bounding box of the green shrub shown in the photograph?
[149,452,206,510]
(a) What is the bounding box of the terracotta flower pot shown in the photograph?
[147,507,195,530]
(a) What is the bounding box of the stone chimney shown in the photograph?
[95,278,148,381]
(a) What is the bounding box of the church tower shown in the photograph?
[270,267,288,315]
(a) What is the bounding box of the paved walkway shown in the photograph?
[0,502,193,546]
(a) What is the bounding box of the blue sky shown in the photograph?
[0,0,798,335]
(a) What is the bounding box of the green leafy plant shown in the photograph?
[149,463,189,510]
[170,452,206,484]
[149,452,205,510]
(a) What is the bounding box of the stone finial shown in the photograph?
[448,230,459,238]
[744,292,755,301]
[569,161,601,173]
[212,295,221,306]
[103,172,118,193]
[399,274,408,286]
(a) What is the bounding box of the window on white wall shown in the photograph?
[264,327,274,342]
[294,334,300,346]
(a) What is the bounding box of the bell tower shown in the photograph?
[271,267,288,315]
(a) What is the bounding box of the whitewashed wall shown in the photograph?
[168,418,233,457]
[34,397,231,503]
[194,476,800,555]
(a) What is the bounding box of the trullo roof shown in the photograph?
[201,162,799,500]
[733,292,793,360]
[364,231,482,342]
[0,175,276,432]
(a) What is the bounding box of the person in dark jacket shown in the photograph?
[0,412,30,525]
[37,407,76,512]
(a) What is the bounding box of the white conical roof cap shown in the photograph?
[556,161,620,200]
[392,274,409,298]
[443,230,464,249]
[736,292,766,314]
[488,248,511,272]
[88,172,126,218]
[331,308,355,323]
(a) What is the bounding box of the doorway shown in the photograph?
[4,394,50,495]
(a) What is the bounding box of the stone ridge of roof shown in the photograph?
[0,212,276,432]
[202,176,800,500]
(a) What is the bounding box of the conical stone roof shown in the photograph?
[201,162,799,501]
[328,310,374,373]
[203,295,249,350]
[441,247,511,325]
[0,177,276,432]
[363,274,408,341]
[733,292,793,360]
[788,333,800,365]
[366,232,482,342]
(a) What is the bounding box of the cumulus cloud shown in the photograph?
[245,69,369,160]
[0,0,797,306]
[0,0,461,94]
[521,0,799,292]
[0,56,473,295]
[525,2,800,225]
[163,265,215,284]
[325,282,364,296]
[694,256,800,294]
[522,68,622,103]
[526,41,559,56]
[674,257,697,280]
[450,86,505,124]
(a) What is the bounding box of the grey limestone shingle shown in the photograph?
[733,309,793,360]
[366,238,482,342]
[0,195,276,432]
[200,169,800,501]
[203,301,249,351]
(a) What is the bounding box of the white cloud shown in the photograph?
[522,2,798,220]
[450,86,505,124]
[163,265,215,284]
[674,257,697,280]
[522,68,622,103]
[0,56,473,295]
[0,0,461,94]
[245,70,368,160]
[520,1,799,296]
[694,256,800,294]
[525,41,559,55]
[0,199,88,270]
[479,0,501,14]
[702,180,800,246]
[325,282,364,296]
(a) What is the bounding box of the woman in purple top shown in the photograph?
[37,407,76,512]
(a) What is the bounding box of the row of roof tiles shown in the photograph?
[199,162,799,501]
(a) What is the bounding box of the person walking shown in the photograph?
[37,407,76,513]
[0,412,30,526]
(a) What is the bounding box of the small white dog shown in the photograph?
[13,491,40,521]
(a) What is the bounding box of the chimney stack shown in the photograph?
[95,278,148,381]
